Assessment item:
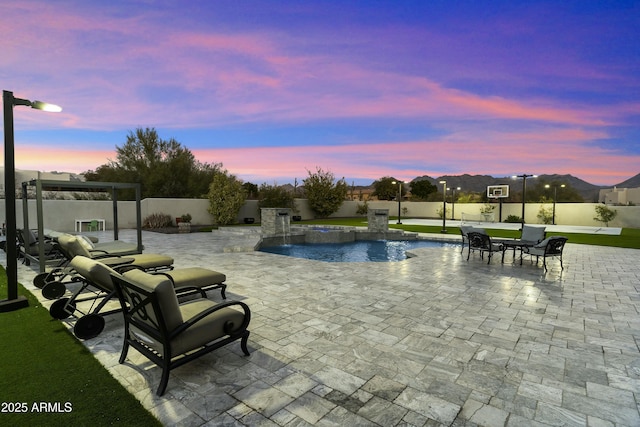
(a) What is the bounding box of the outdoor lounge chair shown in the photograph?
[466,231,503,264]
[17,228,60,265]
[522,236,568,271]
[36,234,174,299]
[49,256,228,339]
[111,268,251,396]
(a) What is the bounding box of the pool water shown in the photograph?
[259,240,453,262]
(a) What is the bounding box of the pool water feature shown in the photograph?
[259,240,454,262]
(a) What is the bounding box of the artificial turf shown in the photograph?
[0,267,161,427]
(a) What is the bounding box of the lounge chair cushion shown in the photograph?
[521,225,545,243]
[70,255,122,292]
[164,267,226,288]
[122,269,183,331]
[77,235,96,250]
[172,299,245,356]
[58,234,93,258]
[59,235,173,269]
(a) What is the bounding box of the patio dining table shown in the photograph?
[494,239,536,264]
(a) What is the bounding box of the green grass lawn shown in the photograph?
[0,268,161,427]
[294,217,640,249]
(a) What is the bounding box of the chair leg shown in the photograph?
[241,331,251,356]
[157,366,170,396]
[119,341,130,364]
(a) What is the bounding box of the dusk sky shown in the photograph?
[2,0,638,186]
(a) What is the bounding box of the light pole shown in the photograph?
[391,180,402,224]
[545,183,565,225]
[451,186,460,220]
[1,90,61,312]
[512,174,536,228]
[439,180,447,232]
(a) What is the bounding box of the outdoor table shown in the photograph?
[495,239,536,264]
[75,218,105,232]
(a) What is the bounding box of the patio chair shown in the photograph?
[87,220,99,231]
[111,268,251,396]
[466,231,503,264]
[459,225,485,255]
[519,225,546,244]
[522,236,568,271]
[37,234,174,300]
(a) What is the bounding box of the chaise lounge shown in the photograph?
[50,255,228,340]
[36,234,175,299]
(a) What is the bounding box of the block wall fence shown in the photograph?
[3,198,639,233]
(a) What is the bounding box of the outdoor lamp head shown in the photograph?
[11,95,62,112]
[30,100,62,112]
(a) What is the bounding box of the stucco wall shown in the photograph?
[3,198,638,232]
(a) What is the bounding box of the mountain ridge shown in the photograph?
[411,173,640,202]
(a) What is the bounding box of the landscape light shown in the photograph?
[512,174,536,227]
[439,180,447,233]
[1,90,61,312]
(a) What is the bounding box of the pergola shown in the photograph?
[21,179,142,272]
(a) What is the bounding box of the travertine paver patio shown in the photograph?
[12,227,640,426]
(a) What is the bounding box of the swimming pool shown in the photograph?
[259,240,454,262]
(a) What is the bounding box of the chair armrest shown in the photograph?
[170,300,251,339]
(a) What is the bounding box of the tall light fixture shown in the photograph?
[439,180,447,233]
[545,183,565,225]
[451,186,460,220]
[391,180,402,224]
[1,90,61,312]
[512,174,536,228]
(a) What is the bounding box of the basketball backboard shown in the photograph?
[487,185,509,198]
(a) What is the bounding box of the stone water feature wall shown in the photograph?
[260,208,292,235]
[367,208,389,232]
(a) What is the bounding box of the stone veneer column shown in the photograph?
[260,208,292,235]
[367,209,389,232]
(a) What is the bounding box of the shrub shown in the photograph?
[504,215,521,223]
[356,201,368,216]
[180,213,192,223]
[143,213,172,229]
[258,183,296,211]
[303,167,348,218]
[207,171,246,225]
[537,205,553,224]
[594,205,617,227]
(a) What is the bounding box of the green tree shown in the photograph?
[594,204,617,227]
[410,179,437,201]
[84,127,221,199]
[258,183,296,211]
[303,167,348,218]
[207,170,246,225]
[372,177,404,201]
[242,182,259,199]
